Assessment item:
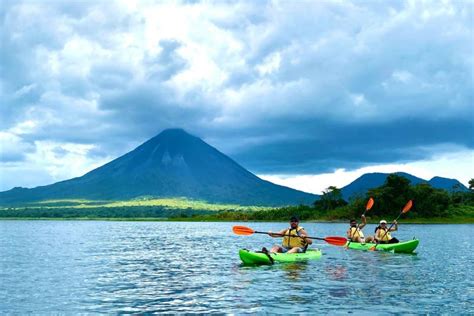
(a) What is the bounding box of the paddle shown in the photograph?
[370,200,413,251]
[362,197,374,217]
[348,197,374,246]
[232,225,347,246]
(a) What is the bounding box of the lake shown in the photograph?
[0,221,472,314]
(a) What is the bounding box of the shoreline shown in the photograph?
[0,217,472,224]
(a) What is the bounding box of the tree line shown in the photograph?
[191,174,474,221]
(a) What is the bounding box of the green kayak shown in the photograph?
[239,248,322,265]
[345,239,419,253]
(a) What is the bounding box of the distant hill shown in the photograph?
[0,129,318,206]
[427,176,469,191]
[341,172,468,200]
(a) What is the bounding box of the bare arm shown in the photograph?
[268,229,287,237]
[358,215,367,229]
[390,221,398,232]
[299,229,312,244]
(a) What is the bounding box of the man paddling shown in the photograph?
[267,216,312,253]
[347,215,374,243]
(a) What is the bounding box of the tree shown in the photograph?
[469,178,474,191]
[450,183,465,205]
[314,186,347,211]
[366,174,412,218]
[412,183,450,217]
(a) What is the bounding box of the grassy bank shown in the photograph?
[3,197,272,211]
[0,197,272,219]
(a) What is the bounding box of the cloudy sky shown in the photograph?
[1,0,473,194]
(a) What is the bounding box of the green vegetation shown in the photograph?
[0,197,272,219]
[171,175,474,223]
[1,175,473,223]
[178,205,474,224]
[27,197,272,211]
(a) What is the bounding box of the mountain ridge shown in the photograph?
[0,129,318,206]
[340,172,468,200]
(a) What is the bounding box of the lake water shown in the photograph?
[0,221,472,314]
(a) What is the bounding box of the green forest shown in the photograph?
[177,175,474,223]
[1,174,473,223]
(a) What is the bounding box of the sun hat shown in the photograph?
[380,220,387,224]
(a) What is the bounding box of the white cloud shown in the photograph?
[256,52,281,76]
[0,140,113,191]
[0,131,34,162]
[9,120,38,135]
[391,70,414,83]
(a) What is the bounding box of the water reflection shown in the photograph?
[281,262,308,281]
[325,264,347,281]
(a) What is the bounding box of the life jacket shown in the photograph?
[375,227,391,241]
[282,226,306,248]
[349,226,365,240]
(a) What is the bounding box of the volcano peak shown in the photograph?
[0,128,318,206]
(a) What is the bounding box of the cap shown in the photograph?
[380,220,387,224]
[290,216,299,222]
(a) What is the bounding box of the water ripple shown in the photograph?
[0,221,472,314]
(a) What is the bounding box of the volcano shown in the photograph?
[0,129,318,206]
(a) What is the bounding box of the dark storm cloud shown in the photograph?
[225,117,474,174]
[97,81,212,147]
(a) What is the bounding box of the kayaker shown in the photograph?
[346,215,374,243]
[374,220,399,244]
[267,216,312,253]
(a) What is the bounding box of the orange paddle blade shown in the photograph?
[402,200,413,213]
[324,236,348,246]
[232,225,255,235]
[366,197,374,211]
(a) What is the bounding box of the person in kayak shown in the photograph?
[267,216,312,253]
[374,220,399,244]
[347,215,374,243]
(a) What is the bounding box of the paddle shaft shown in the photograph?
[232,225,348,246]
[255,230,324,241]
